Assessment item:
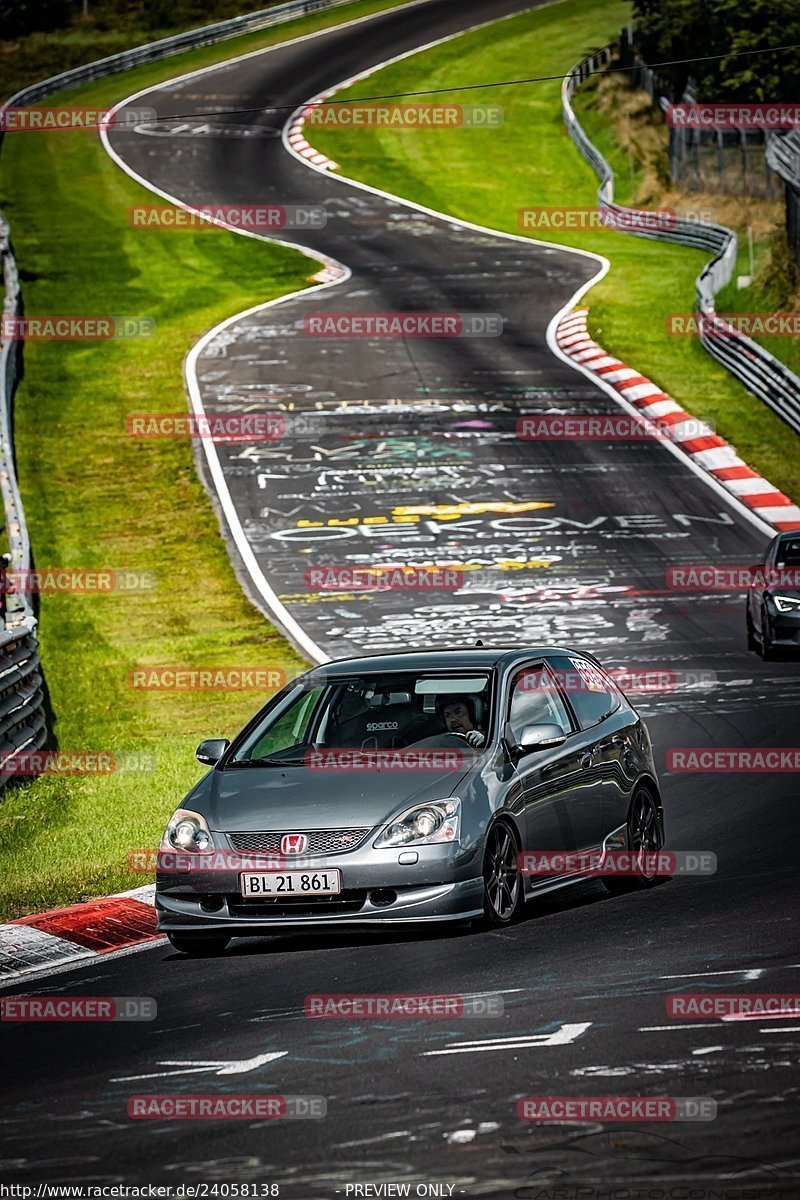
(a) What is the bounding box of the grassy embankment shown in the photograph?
[0,0,412,918]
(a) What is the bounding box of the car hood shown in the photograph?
[197,759,476,832]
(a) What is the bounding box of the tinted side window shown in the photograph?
[507,665,572,740]
[548,655,621,730]
[775,537,800,568]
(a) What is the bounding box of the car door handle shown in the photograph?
[580,743,605,768]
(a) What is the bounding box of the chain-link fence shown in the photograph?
[617,25,780,200]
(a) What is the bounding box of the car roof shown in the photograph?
[306,646,597,676]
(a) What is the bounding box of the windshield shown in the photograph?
[231,672,493,764]
[776,537,800,568]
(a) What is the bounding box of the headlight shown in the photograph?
[374,799,460,848]
[160,808,214,852]
[773,594,800,613]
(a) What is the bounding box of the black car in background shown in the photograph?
[746,532,800,659]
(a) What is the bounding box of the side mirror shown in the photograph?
[196,738,230,766]
[517,723,567,754]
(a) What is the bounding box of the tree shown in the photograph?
[632,0,800,100]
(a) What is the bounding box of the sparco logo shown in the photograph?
[366,721,399,732]
[280,834,308,854]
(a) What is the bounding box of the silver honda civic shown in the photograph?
[156,646,664,955]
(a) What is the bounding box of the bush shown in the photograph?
[632,0,800,101]
[0,0,71,38]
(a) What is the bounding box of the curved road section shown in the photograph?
[106,0,775,679]
[3,2,794,1194]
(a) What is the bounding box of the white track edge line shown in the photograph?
[98,0,558,662]
[97,6,449,660]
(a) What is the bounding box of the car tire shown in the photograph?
[166,933,231,956]
[480,821,524,927]
[746,602,757,652]
[760,605,777,661]
[603,787,663,894]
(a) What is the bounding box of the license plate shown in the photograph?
[239,870,342,897]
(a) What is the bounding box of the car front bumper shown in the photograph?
[768,607,800,648]
[155,839,484,932]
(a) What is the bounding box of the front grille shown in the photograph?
[228,828,370,856]
[227,890,368,918]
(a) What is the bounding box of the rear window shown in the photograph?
[547,655,622,730]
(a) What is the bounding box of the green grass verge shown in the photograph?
[310,0,800,503]
[0,0,413,920]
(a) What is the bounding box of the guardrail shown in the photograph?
[562,46,800,438]
[766,129,800,268]
[0,0,375,787]
[0,216,47,783]
[2,0,359,113]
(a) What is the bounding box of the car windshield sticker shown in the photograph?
[568,657,606,693]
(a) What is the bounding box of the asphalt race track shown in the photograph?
[3,1,800,1194]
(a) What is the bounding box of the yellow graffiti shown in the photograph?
[279,593,374,604]
[393,501,554,518]
[365,560,557,573]
[296,500,553,528]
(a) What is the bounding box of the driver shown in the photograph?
[440,696,486,749]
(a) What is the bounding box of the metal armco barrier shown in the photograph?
[562,46,800,437]
[0,622,47,783]
[0,0,375,786]
[766,129,800,267]
[0,217,47,784]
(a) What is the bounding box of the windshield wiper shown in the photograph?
[229,755,304,767]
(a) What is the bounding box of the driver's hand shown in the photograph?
[464,730,485,748]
